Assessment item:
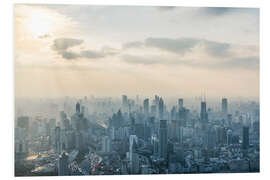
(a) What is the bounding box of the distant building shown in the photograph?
[159,120,168,160]
[158,98,164,120]
[242,126,249,150]
[178,98,183,109]
[222,98,228,116]
[143,98,149,116]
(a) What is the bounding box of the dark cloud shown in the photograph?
[52,38,83,51]
[145,37,198,55]
[199,7,259,17]
[52,38,118,60]
[59,51,81,60]
[157,6,176,11]
[200,7,233,16]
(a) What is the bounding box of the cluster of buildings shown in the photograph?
[15,95,260,176]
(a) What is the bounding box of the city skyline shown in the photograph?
[15,5,259,98]
[14,4,260,176]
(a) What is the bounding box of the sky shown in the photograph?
[14,4,260,99]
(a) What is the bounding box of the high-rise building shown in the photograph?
[200,101,208,130]
[102,136,111,153]
[143,98,149,116]
[58,152,69,176]
[242,126,249,150]
[158,98,164,120]
[76,102,80,114]
[222,98,228,115]
[54,126,61,154]
[159,120,168,160]
[178,98,183,109]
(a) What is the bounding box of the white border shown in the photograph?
[1,0,270,180]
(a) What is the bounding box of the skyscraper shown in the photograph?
[58,152,69,176]
[222,98,228,115]
[143,98,149,116]
[158,98,164,120]
[178,98,183,109]
[242,126,249,150]
[200,101,208,130]
[159,120,168,160]
[76,102,80,114]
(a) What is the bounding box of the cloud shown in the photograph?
[80,50,105,59]
[157,6,176,11]
[202,40,231,57]
[124,37,233,58]
[199,7,259,17]
[123,41,144,49]
[59,51,81,60]
[52,38,118,60]
[52,38,83,51]
[121,54,259,70]
[145,37,198,55]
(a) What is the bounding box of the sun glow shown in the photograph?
[26,10,54,38]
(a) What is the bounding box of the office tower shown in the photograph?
[200,101,208,130]
[177,126,184,145]
[58,152,69,176]
[179,107,188,127]
[217,126,227,145]
[242,126,249,150]
[159,120,168,160]
[55,126,61,154]
[178,98,183,109]
[158,98,164,120]
[227,129,233,145]
[76,102,80,114]
[102,136,111,153]
[129,135,140,174]
[143,98,149,116]
[222,98,228,114]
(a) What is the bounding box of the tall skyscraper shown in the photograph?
[158,98,164,120]
[178,98,183,109]
[242,126,249,150]
[222,98,228,115]
[143,98,149,116]
[76,102,80,114]
[200,101,208,130]
[159,120,168,160]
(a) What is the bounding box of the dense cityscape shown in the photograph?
[15,95,260,176]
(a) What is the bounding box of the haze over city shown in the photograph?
[14,4,260,176]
